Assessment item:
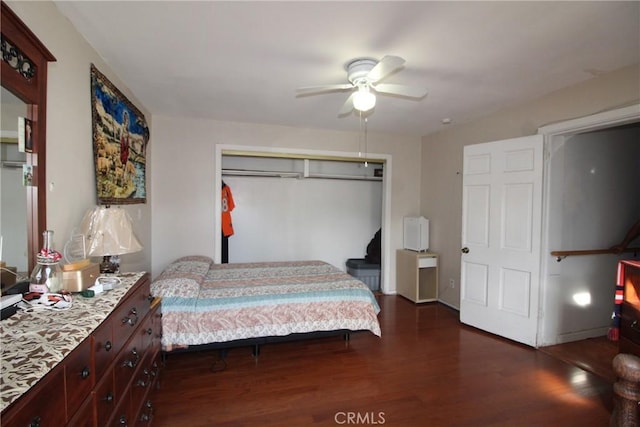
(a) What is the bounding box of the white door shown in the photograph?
[460,135,543,347]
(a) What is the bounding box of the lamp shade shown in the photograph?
[353,87,376,112]
[80,206,143,257]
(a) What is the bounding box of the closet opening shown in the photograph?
[214,146,392,292]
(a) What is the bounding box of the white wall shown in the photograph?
[421,63,640,310]
[7,1,152,273]
[224,175,382,269]
[150,115,422,289]
[540,124,640,345]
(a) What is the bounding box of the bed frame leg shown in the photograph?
[343,332,351,348]
[252,344,261,358]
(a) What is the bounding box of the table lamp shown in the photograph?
[81,206,142,274]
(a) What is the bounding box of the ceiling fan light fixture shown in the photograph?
[353,87,376,112]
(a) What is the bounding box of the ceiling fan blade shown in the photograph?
[373,83,428,99]
[367,55,405,83]
[296,84,354,96]
[338,92,356,116]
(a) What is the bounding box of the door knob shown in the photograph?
[461,247,469,254]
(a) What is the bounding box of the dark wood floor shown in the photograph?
[540,336,618,383]
[150,296,614,426]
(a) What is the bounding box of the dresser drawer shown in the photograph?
[65,337,94,417]
[66,394,95,427]
[134,347,161,426]
[131,351,154,418]
[108,388,134,427]
[151,301,162,350]
[135,399,154,426]
[93,317,115,379]
[95,370,117,427]
[114,329,144,399]
[418,256,437,268]
[113,278,152,350]
[140,303,161,353]
[2,368,66,427]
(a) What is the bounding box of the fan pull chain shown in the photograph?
[364,117,368,168]
[358,111,363,158]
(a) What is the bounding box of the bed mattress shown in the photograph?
[151,256,381,351]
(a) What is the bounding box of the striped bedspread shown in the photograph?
[151,256,381,350]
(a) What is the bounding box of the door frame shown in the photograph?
[537,104,640,345]
[214,144,393,293]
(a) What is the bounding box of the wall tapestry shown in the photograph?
[90,64,149,205]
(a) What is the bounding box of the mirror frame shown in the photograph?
[1,2,56,272]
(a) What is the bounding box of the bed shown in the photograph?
[150,256,381,353]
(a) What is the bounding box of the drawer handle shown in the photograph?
[123,348,139,368]
[80,367,91,379]
[103,392,114,402]
[105,340,112,351]
[136,378,148,387]
[139,400,154,423]
[29,416,42,427]
[632,320,640,333]
[147,328,153,336]
[147,294,154,302]
[119,415,128,425]
[122,308,139,326]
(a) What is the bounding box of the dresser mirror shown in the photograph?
[1,1,56,275]
[1,87,28,274]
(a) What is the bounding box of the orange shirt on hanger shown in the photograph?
[222,184,235,237]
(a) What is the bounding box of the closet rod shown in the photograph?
[550,247,640,262]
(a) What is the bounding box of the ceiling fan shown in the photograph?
[296,55,428,116]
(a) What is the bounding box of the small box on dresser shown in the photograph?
[0,272,162,427]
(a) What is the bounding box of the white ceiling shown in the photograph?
[53,1,640,137]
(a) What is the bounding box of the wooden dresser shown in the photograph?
[619,260,640,357]
[0,272,162,426]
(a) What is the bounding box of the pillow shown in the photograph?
[150,256,213,298]
[150,277,200,298]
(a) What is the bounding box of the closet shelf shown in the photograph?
[1,160,26,169]
[307,173,381,181]
[222,169,301,178]
[221,169,382,181]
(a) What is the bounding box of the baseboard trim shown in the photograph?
[549,326,610,346]
[437,299,460,311]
